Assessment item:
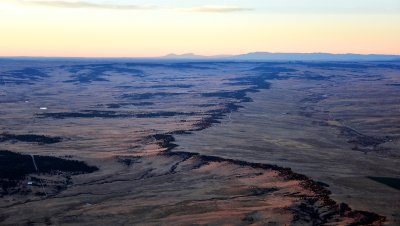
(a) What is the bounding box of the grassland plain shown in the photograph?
[0,59,399,225]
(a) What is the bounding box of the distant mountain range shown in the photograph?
[162,52,400,61]
[2,52,399,61]
[163,53,230,59]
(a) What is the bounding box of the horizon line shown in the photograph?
[1,51,400,59]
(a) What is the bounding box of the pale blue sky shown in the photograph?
[9,0,400,13]
[91,0,400,13]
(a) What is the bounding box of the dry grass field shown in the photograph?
[0,59,398,225]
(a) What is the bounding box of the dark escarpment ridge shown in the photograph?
[133,131,386,225]
[120,71,386,224]
[37,110,197,119]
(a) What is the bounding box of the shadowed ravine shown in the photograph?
[122,120,386,225]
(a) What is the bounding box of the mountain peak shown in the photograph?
[161,52,399,61]
[164,53,203,58]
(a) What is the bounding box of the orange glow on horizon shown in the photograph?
[0,1,399,57]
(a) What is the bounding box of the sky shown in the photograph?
[0,0,399,57]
